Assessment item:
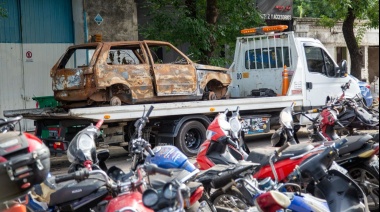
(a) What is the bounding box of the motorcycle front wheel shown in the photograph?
[210,187,254,211]
[348,163,379,211]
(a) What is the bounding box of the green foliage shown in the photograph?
[293,0,379,29]
[139,0,264,65]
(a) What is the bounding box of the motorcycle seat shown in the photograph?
[320,135,371,155]
[246,143,314,166]
[49,178,106,206]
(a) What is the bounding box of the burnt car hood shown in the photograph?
[194,64,229,72]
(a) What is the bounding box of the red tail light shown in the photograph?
[366,84,371,89]
[189,186,204,206]
[53,141,65,150]
[254,191,291,212]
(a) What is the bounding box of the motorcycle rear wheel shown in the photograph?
[210,187,252,211]
[348,164,379,211]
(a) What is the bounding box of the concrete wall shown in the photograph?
[82,0,138,42]
[293,18,379,83]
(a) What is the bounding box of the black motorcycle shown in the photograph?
[288,138,369,212]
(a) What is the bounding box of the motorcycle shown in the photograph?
[286,103,379,211]
[332,80,379,134]
[209,142,332,212]
[196,106,320,183]
[66,118,110,173]
[104,106,210,211]
[288,138,369,212]
[0,116,50,212]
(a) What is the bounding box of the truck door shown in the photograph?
[303,44,356,107]
[145,42,197,96]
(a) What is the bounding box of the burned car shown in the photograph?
[51,41,231,107]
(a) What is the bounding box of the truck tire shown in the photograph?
[175,120,206,157]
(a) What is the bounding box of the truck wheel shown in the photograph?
[175,120,206,157]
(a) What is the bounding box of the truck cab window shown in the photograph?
[245,47,290,70]
[305,46,335,77]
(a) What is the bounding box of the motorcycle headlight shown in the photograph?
[163,183,177,200]
[77,134,96,161]
[229,117,241,134]
[143,189,159,208]
[279,107,294,128]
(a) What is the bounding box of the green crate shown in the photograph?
[32,96,60,108]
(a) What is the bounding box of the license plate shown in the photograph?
[330,161,348,175]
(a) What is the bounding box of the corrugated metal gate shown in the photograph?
[0,0,74,130]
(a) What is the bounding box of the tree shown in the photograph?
[294,0,379,79]
[139,0,264,65]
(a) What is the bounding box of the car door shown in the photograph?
[303,43,355,107]
[144,42,197,96]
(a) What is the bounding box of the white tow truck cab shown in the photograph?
[229,25,361,109]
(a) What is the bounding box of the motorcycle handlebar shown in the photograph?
[145,105,154,119]
[145,164,173,177]
[143,142,155,157]
[54,169,90,184]
[227,137,238,149]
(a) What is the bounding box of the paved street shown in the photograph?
[49,130,310,175]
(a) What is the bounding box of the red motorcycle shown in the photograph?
[196,107,320,182]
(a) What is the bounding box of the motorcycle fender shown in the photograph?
[315,170,366,212]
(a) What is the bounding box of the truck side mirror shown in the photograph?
[336,60,347,77]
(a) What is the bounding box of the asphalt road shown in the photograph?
[49,129,310,175]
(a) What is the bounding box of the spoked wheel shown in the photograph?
[210,188,253,211]
[348,164,379,211]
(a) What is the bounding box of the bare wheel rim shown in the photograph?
[184,128,202,151]
[213,194,250,211]
[349,167,379,210]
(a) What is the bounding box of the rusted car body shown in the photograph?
[51,40,231,107]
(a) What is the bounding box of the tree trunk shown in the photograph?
[200,0,218,64]
[342,7,363,79]
[185,0,196,18]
